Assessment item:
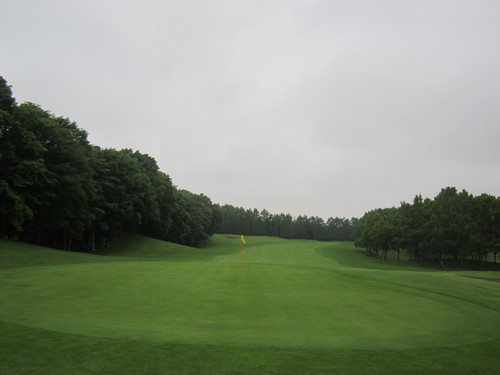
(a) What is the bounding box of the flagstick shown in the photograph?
[238,235,245,275]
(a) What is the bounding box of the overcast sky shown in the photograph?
[2,0,499,219]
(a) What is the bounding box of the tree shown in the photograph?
[0,81,50,238]
[177,191,215,246]
[355,187,500,266]
[13,103,95,249]
[354,208,401,259]
[399,195,433,262]
[470,193,500,264]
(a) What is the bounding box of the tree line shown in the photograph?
[354,187,500,265]
[0,76,219,249]
[215,204,358,241]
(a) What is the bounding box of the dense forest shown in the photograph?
[0,77,219,249]
[354,187,500,264]
[216,204,357,241]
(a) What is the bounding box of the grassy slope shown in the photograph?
[1,235,499,374]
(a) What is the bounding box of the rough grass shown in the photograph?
[1,235,499,374]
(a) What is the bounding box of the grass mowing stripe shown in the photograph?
[330,266,500,314]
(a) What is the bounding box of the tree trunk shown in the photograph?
[439,251,445,270]
[53,231,59,249]
[63,230,67,250]
[90,230,95,252]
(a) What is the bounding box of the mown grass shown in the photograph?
[1,235,499,374]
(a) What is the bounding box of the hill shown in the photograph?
[1,235,499,374]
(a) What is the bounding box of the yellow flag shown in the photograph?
[240,234,246,245]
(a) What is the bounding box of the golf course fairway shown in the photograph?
[1,234,499,374]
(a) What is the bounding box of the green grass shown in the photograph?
[1,235,499,374]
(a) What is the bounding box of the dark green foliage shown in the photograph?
[0,76,15,112]
[355,187,500,264]
[0,76,218,249]
[0,85,48,236]
[176,191,216,246]
[13,103,96,249]
[91,148,160,242]
[216,204,357,241]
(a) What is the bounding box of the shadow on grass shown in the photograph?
[95,234,240,262]
[317,244,500,272]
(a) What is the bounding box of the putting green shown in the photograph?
[1,259,497,350]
